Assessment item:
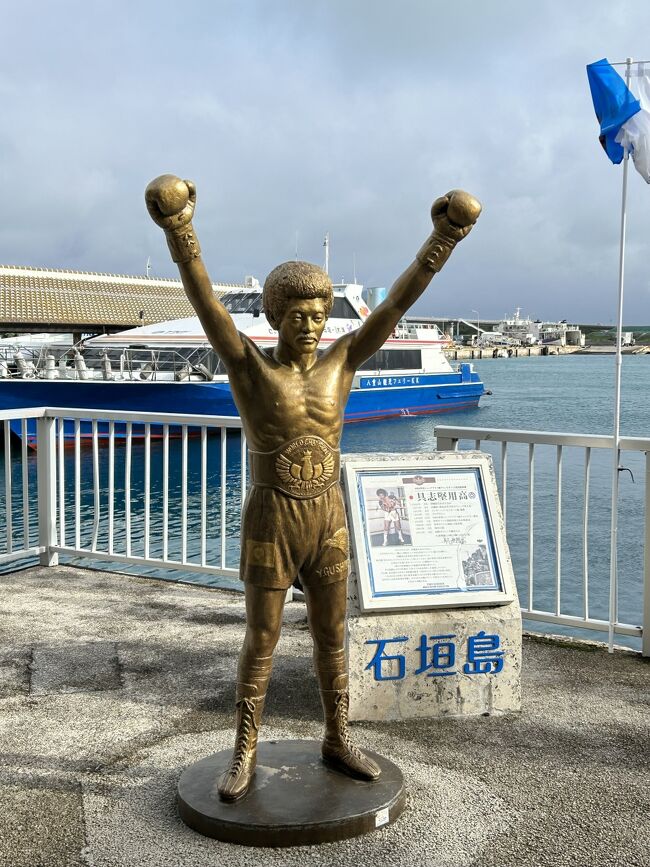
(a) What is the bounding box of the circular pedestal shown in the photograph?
[177,739,406,847]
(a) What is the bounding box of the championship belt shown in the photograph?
[249,436,340,500]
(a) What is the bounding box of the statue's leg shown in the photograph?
[217,583,286,801]
[303,579,381,781]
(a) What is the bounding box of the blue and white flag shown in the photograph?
[587,58,650,183]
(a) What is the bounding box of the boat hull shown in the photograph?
[0,368,484,444]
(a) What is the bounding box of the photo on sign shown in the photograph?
[364,485,412,548]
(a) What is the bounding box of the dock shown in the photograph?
[1,564,647,867]
[445,344,650,359]
[444,344,582,360]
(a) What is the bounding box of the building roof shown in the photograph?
[0,265,249,332]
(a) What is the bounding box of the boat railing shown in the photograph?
[435,424,650,655]
[0,344,220,381]
[1,407,648,655]
[393,322,420,339]
[0,345,41,378]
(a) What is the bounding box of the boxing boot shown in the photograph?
[217,681,266,801]
[320,673,381,780]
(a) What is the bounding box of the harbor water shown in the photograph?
[345,354,649,647]
[3,354,648,648]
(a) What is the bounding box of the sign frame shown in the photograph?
[343,452,516,612]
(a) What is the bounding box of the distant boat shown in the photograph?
[0,279,485,443]
[494,308,585,347]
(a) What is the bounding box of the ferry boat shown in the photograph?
[494,308,585,347]
[0,279,484,443]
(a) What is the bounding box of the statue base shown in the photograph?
[177,739,406,847]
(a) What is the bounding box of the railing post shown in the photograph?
[436,435,459,451]
[37,415,58,566]
[641,452,650,656]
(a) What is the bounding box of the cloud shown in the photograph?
[1,0,650,319]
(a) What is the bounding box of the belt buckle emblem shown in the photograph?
[275,437,335,495]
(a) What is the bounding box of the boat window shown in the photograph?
[330,297,361,319]
[358,349,422,371]
[219,292,263,314]
[219,291,357,319]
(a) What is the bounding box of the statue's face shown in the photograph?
[278,297,328,354]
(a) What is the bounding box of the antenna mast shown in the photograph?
[323,233,329,274]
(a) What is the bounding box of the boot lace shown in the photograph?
[226,697,257,779]
[333,690,364,759]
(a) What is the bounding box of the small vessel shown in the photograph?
[0,279,485,443]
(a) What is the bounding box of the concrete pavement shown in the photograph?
[0,565,648,867]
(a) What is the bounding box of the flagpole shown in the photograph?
[607,56,633,652]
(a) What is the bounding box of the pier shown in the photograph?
[444,344,582,360]
[0,563,647,867]
[444,344,650,359]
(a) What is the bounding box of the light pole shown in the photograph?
[472,309,480,344]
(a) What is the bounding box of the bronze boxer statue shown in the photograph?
[146,175,481,801]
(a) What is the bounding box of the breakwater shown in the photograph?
[447,344,650,360]
[446,345,581,360]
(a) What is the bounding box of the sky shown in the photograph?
[1,0,650,322]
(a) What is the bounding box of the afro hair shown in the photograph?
[262,261,333,329]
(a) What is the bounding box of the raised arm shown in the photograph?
[145,175,245,366]
[345,190,481,370]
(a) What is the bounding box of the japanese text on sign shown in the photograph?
[358,469,500,598]
[364,631,505,680]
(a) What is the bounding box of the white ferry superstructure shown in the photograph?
[0,279,485,441]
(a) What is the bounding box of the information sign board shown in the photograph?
[343,454,515,611]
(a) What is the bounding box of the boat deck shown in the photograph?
[0,565,648,867]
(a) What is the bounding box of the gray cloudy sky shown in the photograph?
[2,0,650,321]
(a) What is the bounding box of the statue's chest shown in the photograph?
[240,365,345,428]
[261,368,340,419]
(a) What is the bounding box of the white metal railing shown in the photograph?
[0,408,50,566]
[2,409,648,656]
[0,406,245,581]
[435,424,650,656]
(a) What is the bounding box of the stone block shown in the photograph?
[347,602,521,720]
[342,451,522,721]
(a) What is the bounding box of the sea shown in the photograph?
[4,353,649,649]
